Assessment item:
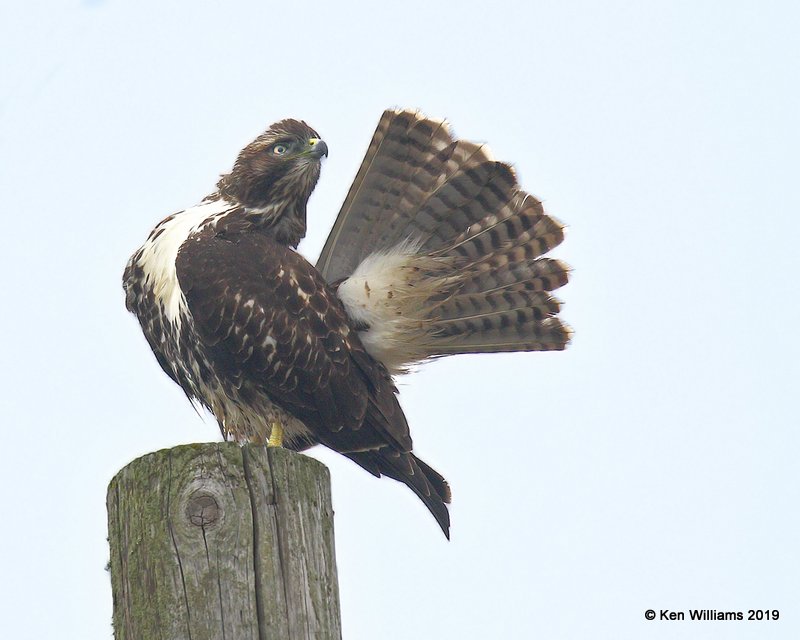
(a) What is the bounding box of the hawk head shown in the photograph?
[217,118,328,245]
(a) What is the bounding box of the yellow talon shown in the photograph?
[267,421,284,448]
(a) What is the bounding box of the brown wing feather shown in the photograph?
[176,230,450,535]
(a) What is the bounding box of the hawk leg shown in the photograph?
[267,421,284,448]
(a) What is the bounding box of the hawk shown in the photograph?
[123,109,570,538]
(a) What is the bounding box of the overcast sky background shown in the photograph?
[2,1,798,638]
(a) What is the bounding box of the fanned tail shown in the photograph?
[320,109,571,374]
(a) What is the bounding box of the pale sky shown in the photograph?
[2,1,799,639]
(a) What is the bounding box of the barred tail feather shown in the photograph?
[431,317,571,354]
[321,109,571,373]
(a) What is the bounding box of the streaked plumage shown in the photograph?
[123,109,570,538]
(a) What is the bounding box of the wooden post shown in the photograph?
[107,443,342,640]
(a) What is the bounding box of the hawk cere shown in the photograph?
[123,109,570,538]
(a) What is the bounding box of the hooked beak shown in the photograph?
[305,137,328,159]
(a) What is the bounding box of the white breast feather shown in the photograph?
[134,199,232,326]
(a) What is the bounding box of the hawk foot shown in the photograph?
[267,421,284,448]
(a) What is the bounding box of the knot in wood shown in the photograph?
[186,493,220,527]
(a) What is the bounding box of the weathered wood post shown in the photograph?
[107,443,341,640]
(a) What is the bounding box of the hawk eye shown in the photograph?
[272,143,289,156]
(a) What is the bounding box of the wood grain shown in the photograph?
[107,443,341,640]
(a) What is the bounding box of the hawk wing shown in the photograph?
[175,231,451,535]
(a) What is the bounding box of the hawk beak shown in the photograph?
[306,138,328,159]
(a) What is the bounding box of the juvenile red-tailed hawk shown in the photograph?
[123,109,570,538]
